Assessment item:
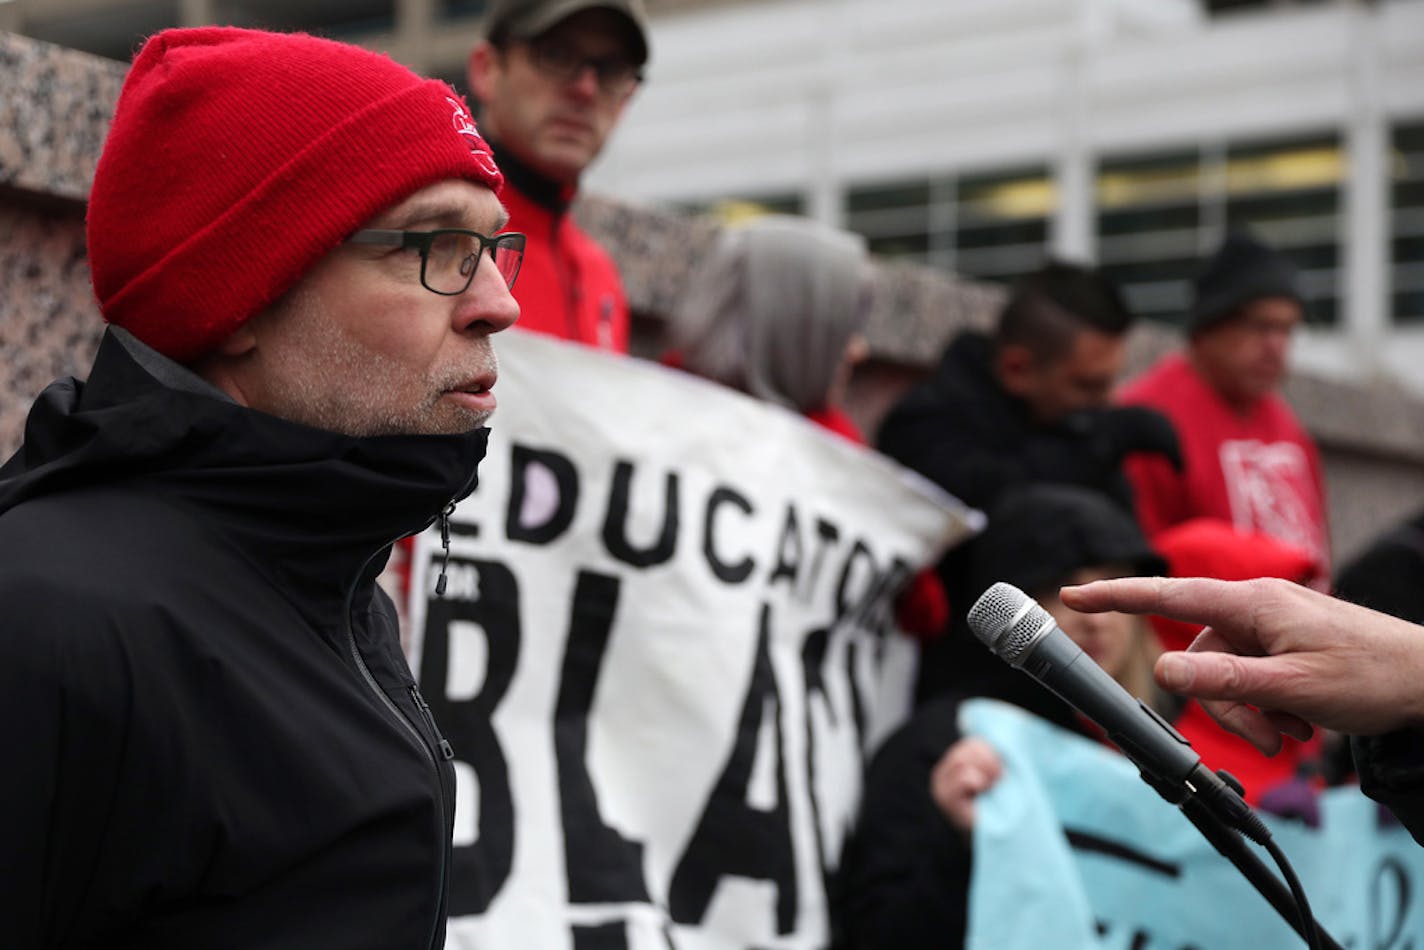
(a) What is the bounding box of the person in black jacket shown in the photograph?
[876,260,1181,517]
[834,484,1169,949]
[0,28,521,949]
[876,261,1181,702]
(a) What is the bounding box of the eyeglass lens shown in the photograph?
[531,40,639,94]
[424,232,523,294]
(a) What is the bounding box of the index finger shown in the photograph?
[1060,576,1257,632]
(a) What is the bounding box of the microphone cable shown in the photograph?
[1262,835,1322,950]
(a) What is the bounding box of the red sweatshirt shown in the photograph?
[1118,352,1330,581]
[497,163,629,352]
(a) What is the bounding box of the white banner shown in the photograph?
[407,330,979,950]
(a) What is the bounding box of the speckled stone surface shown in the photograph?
[0,32,125,202]
[0,204,105,455]
[3,29,1422,563]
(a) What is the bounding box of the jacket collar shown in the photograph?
[1,328,488,619]
[487,137,578,214]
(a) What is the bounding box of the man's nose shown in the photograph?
[566,62,601,100]
[456,259,520,334]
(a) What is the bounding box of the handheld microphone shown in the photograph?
[967,581,1269,843]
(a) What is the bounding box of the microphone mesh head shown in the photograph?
[967,582,1052,668]
[966,582,1023,646]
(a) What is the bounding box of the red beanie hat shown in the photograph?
[87,27,505,362]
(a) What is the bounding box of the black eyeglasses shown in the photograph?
[347,229,526,296]
[522,38,643,97]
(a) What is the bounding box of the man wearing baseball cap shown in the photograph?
[468,0,649,351]
[0,27,519,947]
[1117,228,1330,585]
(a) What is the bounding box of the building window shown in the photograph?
[845,167,1052,289]
[439,0,490,21]
[1097,150,1205,324]
[1096,135,1342,329]
[1392,121,1424,325]
[955,170,1054,287]
[23,1,179,62]
[678,194,807,221]
[213,0,396,36]
[1203,0,1332,14]
[1224,135,1342,327]
[845,179,932,262]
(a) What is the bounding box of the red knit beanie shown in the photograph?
[87,27,505,362]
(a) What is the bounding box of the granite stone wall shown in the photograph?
[1,33,120,452]
[4,29,1422,567]
[0,204,101,453]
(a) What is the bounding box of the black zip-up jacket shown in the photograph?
[875,330,1136,514]
[0,328,486,948]
[876,330,1185,700]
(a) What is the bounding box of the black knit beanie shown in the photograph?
[969,483,1166,603]
[1190,229,1302,335]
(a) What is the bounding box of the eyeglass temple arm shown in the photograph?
[346,229,415,247]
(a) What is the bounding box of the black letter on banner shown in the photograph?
[571,921,628,950]
[804,518,841,601]
[835,540,879,620]
[799,618,841,898]
[508,445,579,544]
[556,571,650,905]
[834,545,899,749]
[602,460,679,568]
[419,556,521,915]
[705,486,756,584]
[863,557,913,639]
[1369,856,1412,949]
[769,505,803,590]
[669,605,797,934]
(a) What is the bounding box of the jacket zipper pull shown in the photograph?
[434,502,455,597]
[410,685,455,761]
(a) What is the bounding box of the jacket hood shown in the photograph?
[0,328,489,605]
[895,331,1028,426]
[969,482,1166,602]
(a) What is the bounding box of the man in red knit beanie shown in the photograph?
[0,27,520,948]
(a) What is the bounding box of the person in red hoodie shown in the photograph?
[1118,229,1330,586]
[467,0,648,351]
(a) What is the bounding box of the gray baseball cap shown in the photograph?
[484,0,650,65]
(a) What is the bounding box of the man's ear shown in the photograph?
[213,321,258,358]
[995,343,1037,398]
[188,321,259,406]
[468,42,499,106]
